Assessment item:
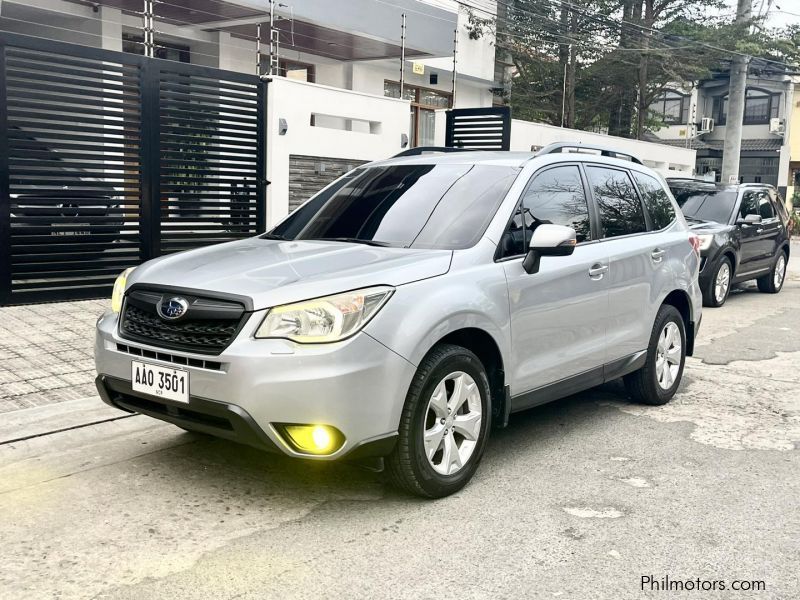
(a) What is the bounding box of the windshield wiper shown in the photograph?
[261,233,288,240]
[311,237,393,247]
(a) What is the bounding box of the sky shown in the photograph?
[717,0,800,29]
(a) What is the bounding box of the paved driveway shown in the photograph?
[1,246,798,599]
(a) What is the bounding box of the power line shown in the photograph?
[455,0,795,70]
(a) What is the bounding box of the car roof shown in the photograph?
[369,150,657,172]
[369,151,535,168]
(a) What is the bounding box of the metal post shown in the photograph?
[451,28,457,107]
[268,0,278,76]
[256,22,261,76]
[142,0,154,58]
[400,13,406,98]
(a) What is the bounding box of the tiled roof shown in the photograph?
[652,138,783,152]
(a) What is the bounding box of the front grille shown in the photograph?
[119,288,247,355]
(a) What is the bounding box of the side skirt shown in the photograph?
[509,350,647,414]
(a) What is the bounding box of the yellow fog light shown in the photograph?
[277,424,345,455]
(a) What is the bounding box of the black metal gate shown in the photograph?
[0,31,266,305]
[445,106,511,151]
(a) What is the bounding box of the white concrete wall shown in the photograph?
[508,120,696,174]
[266,77,411,226]
[434,113,696,175]
[417,1,496,82]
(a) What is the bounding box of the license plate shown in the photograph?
[131,360,189,403]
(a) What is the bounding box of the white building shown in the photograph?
[646,70,794,194]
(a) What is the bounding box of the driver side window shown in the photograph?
[499,165,591,258]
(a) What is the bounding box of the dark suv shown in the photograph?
[667,179,791,307]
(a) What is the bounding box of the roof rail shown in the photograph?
[535,142,643,165]
[392,146,476,158]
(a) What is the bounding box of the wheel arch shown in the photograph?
[427,327,508,428]
[661,289,695,356]
[720,249,737,275]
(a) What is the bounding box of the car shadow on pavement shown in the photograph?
[154,382,637,502]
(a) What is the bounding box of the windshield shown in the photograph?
[669,186,738,224]
[268,163,520,249]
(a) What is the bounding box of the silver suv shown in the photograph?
[95,144,703,498]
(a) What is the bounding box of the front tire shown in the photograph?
[387,344,492,498]
[624,304,686,406]
[757,250,787,294]
[702,256,732,307]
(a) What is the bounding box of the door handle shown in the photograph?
[651,248,666,262]
[588,264,608,279]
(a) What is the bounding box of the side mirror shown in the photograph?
[737,214,762,226]
[522,224,577,274]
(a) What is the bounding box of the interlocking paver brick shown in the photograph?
[0,299,107,412]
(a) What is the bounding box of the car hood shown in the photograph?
[128,237,453,310]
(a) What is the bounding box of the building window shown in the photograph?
[713,88,779,126]
[122,33,190,63]
[385,81,452,147]
[649,89,688,124]
[279,59,315,83]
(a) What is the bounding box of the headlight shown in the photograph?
[255,286,394,343]
[698,234,713,251]
[111,267,135,313]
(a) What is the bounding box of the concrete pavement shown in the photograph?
[1,247,798,599]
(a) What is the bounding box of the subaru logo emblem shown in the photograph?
[157,296,189,321]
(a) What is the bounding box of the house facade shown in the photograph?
[647,69,795,195]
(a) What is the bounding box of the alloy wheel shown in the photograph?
[774,254,786,289]
[714,263,730,304]
[655,322,682,390]
[423,371,482,476]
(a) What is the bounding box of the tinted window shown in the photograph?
[670,185,738,223]
[586,166,646,238]
[741,190,774,220]
[269,164,519,249]
[632,172,676,230]
[499,165,590,257]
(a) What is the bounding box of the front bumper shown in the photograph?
[95,311,415,460]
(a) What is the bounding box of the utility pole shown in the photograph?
[721,0,752,184]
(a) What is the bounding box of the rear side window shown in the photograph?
[632,172,676,230]
[586,166,646,238]
[499,165,590,257]
[740,190,774,220]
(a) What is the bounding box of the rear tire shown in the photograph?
[624,304,686,406]
[387,344,492,498]
[757,250,787,294]
[702,256,732,308]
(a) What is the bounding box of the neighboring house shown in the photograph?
[786,80,800,206]
[647,69,794,196]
